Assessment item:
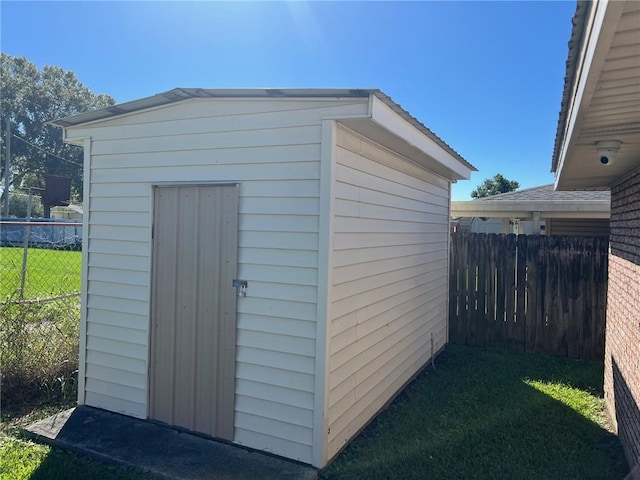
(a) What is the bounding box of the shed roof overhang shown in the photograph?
[551,0,640,190]
[51,88,476,182]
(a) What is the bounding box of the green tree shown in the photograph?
[470,173,520,199]
[1,54,115,207]
[8,192,44,218]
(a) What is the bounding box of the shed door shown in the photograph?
[149,184,238,440]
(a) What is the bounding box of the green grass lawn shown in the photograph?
[320,345,629,480]
[1,346,628,479]
[0,247,81,299]
[0,404,152,480]
[0,438,153,480]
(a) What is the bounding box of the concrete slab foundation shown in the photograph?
[24,406,317,480]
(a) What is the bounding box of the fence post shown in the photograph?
[3,118,10,217]
[19,189,34,297]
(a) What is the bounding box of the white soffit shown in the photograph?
[554,0,640,190]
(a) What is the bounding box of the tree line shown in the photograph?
[1,53,115,212]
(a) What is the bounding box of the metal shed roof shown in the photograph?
[51,88,476,172]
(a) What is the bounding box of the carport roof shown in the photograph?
[451,184,610,218]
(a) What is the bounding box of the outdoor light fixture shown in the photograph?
[596,140,622,166]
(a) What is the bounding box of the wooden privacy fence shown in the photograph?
[449,233,608,361]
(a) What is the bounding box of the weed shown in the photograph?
[1,295,80,408]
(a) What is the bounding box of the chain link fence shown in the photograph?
[1,220,83,410]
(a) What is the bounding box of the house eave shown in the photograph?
[451,200,611,219]
[551,0,594,174]
[552,0,639,190]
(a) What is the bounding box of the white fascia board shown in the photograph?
[61,127,85,146]
[451,200,611,218]
[453,211,610,219]
[369,96,473,180]
[554,0,626,190]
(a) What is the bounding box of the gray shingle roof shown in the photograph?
[452,183,610,219]
[476,184,610,202]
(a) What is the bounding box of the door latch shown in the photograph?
[232,279,248,297]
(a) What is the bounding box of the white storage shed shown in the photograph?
[52,88,475,467]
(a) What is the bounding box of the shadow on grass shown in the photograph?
[321,345,629,480]
[27,448,152,480]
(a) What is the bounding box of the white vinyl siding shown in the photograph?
[65,94,473,467]
[326,126,450,459]
[70,98,369,464]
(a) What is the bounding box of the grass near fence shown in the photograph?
[1,295,80,406]
[320,345,628,480]
[0,247,82,299]
[0,403,152,480]
[1,345,628,479]
[1,246,82,408]
[1,242,85,479]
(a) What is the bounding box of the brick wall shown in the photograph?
[605,166,640,470]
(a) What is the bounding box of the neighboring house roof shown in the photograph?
[50,88,477,174]
[67,203,84,215]
[475,184,610,202]
[451,184,610,218]
[551,0,640,190]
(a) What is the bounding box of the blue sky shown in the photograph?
[1,1,576,200]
